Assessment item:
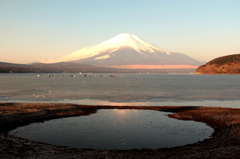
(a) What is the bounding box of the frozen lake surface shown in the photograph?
[1,73,240,108]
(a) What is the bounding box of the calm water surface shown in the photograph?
[9,109,214,149]
[0,73,240,107]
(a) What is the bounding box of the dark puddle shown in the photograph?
[9,109,214,150]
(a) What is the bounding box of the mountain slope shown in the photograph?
[42,33,202,68]
[196,54,240,74]
[74,47,200,66]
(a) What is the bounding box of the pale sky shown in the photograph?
[1,0,240,64]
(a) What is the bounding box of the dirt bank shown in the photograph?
[0,103,240,158]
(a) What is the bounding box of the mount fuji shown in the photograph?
[42,33,202,69]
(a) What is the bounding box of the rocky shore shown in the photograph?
[0,103,240,158]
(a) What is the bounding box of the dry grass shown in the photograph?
[0,103,77,115]
[169,107,240,130]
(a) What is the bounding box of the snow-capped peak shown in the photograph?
[42,33,170,63]
[102,33,169,54]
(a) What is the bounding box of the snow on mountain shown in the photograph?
[41,33,170,63]
[41,33,202,68]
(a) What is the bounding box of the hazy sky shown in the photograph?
[1,0,240,64]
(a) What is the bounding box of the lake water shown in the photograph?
[0,73,240,108]
[9,109,214,149]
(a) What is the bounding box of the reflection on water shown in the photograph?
[9,109,214,150]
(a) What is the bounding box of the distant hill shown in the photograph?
[0,62,117,73]
[0,62,33,73]
[0,62,196,74]
[196,54,240,74]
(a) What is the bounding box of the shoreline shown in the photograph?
[0,103,240,158]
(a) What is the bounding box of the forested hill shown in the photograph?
[196,54,240,74]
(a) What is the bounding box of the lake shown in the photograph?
[0,73,240,108]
